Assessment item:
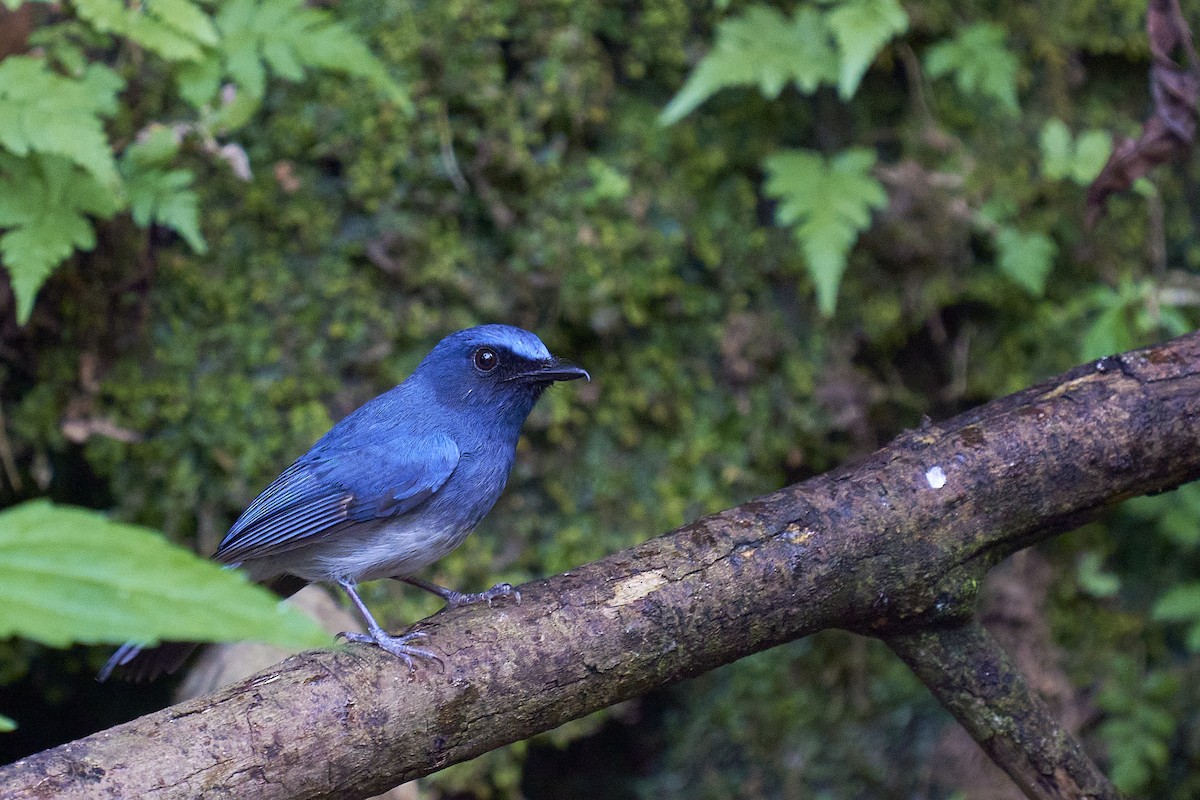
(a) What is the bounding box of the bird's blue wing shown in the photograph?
[213,433,461,565]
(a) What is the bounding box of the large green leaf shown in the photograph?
[0,500,328,650]
[1152,581,1200,659]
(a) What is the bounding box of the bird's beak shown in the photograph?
[509,358,591,384]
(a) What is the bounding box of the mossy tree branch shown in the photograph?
[886,623,1120,800]
[4,332,1200,800]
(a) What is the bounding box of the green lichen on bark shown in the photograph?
[887,623,1122,800]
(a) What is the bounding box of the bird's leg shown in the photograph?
[335,580,438,670]
[399,575,522,609]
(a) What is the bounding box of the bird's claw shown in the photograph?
[337,629,439,671]
[485,582,521,607]
[445,582,521,609]
[336,629,428,642]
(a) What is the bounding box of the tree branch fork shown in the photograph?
[5,332,1200,799]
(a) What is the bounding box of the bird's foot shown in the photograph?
[401,575,522,609]
[444,582,522,609]
[337,629,440,671]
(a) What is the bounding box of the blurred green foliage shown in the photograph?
[640,634,944,798]
[2,0,1200,797]
[0,0,406,322]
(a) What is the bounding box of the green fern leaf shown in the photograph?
[661,1,907,124]
[1040,119,1112,185]
[661,5,836,125]
[925,23,1020,113]
[69,0,128,35]
[995,226,1056,295]
[73,0,215,62]
[121,127,207,253]
[826,0,908,99]
[1038,118,1073,180]
[182,0,410,121]
[148,0,219,47]
[175,55,223,108]
[0,153,122,322]
[764,148,887,315]
[222,31,269,98]
[0,57,123,184]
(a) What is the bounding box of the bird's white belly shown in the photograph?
[322,517,474,582]
[244,517,473,584]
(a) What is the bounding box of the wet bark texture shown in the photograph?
[3,331,1200,800]
[888,624,1120,800]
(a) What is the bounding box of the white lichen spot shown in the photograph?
[603,571,668,618]
[925,465,947,489]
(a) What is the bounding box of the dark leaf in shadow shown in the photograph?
[1086,0,1199,227]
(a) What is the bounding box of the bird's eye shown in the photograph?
[473,346,499,372]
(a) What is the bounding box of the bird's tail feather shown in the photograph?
[98,574,309,683]
[98,640,198,683]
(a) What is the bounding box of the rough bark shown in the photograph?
[3,331,1200,800]
[887,623,1119,800]
[927,550,1094,800]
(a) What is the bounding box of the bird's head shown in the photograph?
[415,325,589,420]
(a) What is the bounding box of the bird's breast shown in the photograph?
[312,515,475,583]
[313,455,513,583]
